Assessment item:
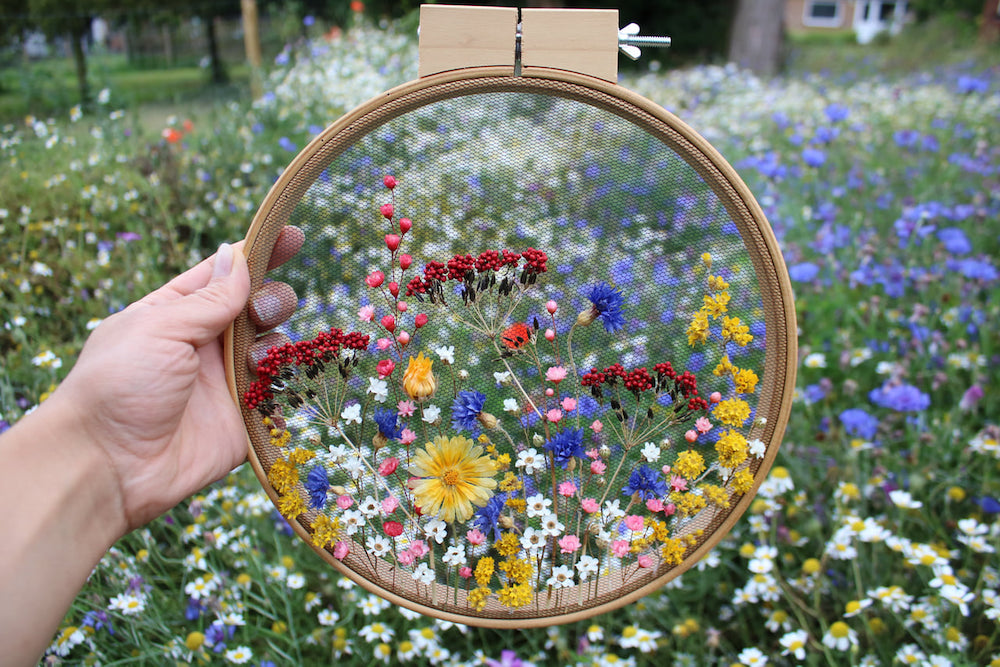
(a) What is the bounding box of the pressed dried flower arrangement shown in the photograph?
[226,5,797,627]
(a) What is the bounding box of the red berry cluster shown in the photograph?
[404,248,548,297]
[580,360,709,413]
[521,247,548,274]
[243,328,369,410]
[623,367,653,393]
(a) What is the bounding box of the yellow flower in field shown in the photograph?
[403,352,437,401]
[409,435,496,522]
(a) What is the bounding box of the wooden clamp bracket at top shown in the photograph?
[418,4,620,83]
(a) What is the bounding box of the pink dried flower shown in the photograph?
[398,218,412,234]
[381,495,399,514]
[590,460,607,475]
[624,515,645,532]
[399,253,413,269]
[385,233,401,251]
[611,540,630,558]
[545,328,555,341]
[664,503,676,516]
[590,420,603,433]
[466,529,486,545]
[546,300,558,314]
[383,175,397,189]
[695,416,713,434]
[670,475,688,492]
[558,481,577,496]
[545,366,568,383]
[561,397,577,412]
[637,554,654,568]
[397,549,415,566]
[586,448,600,460]
[685,429,698,443]
[380,314,396,332]
[546,408,563,423]
[379,203,394,219]
[358,304,375,322]
[397,400,416,417]
[376,338,392,351]
[646,498,664,513]
[336,495,354,509]
[378,457,399,476]
[710,391,722,404]
[558,535,581,553]
[459,566,473,579]
[410,541,429,558]
[376,359,395,379]
[400,428,416,446]
[581,498,599,513]
[333,541,350,559]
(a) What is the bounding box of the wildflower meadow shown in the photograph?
[2,20,999,667]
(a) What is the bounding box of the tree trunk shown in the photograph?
[70,20,90,107]
[980,0,1000,43]
[205,14,228,84]
[728,0,786,78]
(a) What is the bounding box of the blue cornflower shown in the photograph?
[937,227,971,254]
[869,383,931,412]
[839,408,879,439]
[474,492,508,540]
[824,103,850,123]
[802,147,826,167]
[788,262,820,283]
[82,610,115,635]
[622,465,668,500]
[303,464,329,509]
[373,407,403,440]
[451,390,487,432]
[278,136,297,152]
[545,428,586,469]
[586,282,626,332]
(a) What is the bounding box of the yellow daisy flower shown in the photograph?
[409,435,496,523]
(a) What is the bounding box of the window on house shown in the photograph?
[803,1,843,27]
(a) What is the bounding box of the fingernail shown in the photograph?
[213,243,233,279]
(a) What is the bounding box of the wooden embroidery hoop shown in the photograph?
[226,5,797,628]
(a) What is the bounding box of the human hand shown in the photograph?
[53,227,302,531]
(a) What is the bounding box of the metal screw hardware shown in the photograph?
[617,23,672,60]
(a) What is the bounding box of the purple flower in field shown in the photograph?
[303,14,315,26]
[979,496,1000,513]
[487,650,528,667]
[0,420,9,434]
[278,136,297,152]
[802,147,826,167]
[869,383,930,412]
[812,125,840,144]
[957,75,989,94]
[839,408,879,439]
[788,262,819,283]
[116,232,141,242]
[893,129,920,148]
[959,385,983,411]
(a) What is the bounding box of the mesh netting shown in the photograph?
[231,72,794,626]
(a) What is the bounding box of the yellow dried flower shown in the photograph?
[467,586,491,611]
[714,398,751,427]
[733,367,759,394]
[661,537,686,565]
[311,514,340,549]
[702,291,730,318]
[267,458,299,495]
[277,491,307,519]
[474,557,495,586]
[403,352,437,401]
[287,447,316,465]
[686,310,710,346]
[495,532,521,558]
[721,315,753,346]
[674,449,705,480]
[713,355,734,377]
[675,492,707,516]
[497,583,533,608]
[702,484,731,509]
[716,429,749,469]
[505,497,527,513]
[498,557,533,584]
[731,468,754,494]
[707,274,729,291]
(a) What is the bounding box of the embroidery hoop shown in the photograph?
[226,5,797,628]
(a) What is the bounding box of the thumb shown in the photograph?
[160,243,251,348]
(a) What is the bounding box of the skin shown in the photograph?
[0,228,301,665]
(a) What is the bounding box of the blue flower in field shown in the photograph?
[82,610,115,635]
[937,227,971,254]
[585,282,626,332]
[451,390,487,432]
[839,408,879,439]
[869,383,930,412]
[824,103,850,123]
[979,496,1000,513]
[474,492,508,540]
[622,465,668,501]
[788,262,819,283]
[957,75,989,94]
[802,147,826,167]
[545,428,586,469]
[185,597,203,621]
[956,258,998,282]
[303,14,315,26]
[304,464,329,509]
[373,407,403,441]
[278,136,297,152]
[812,125,840,144]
